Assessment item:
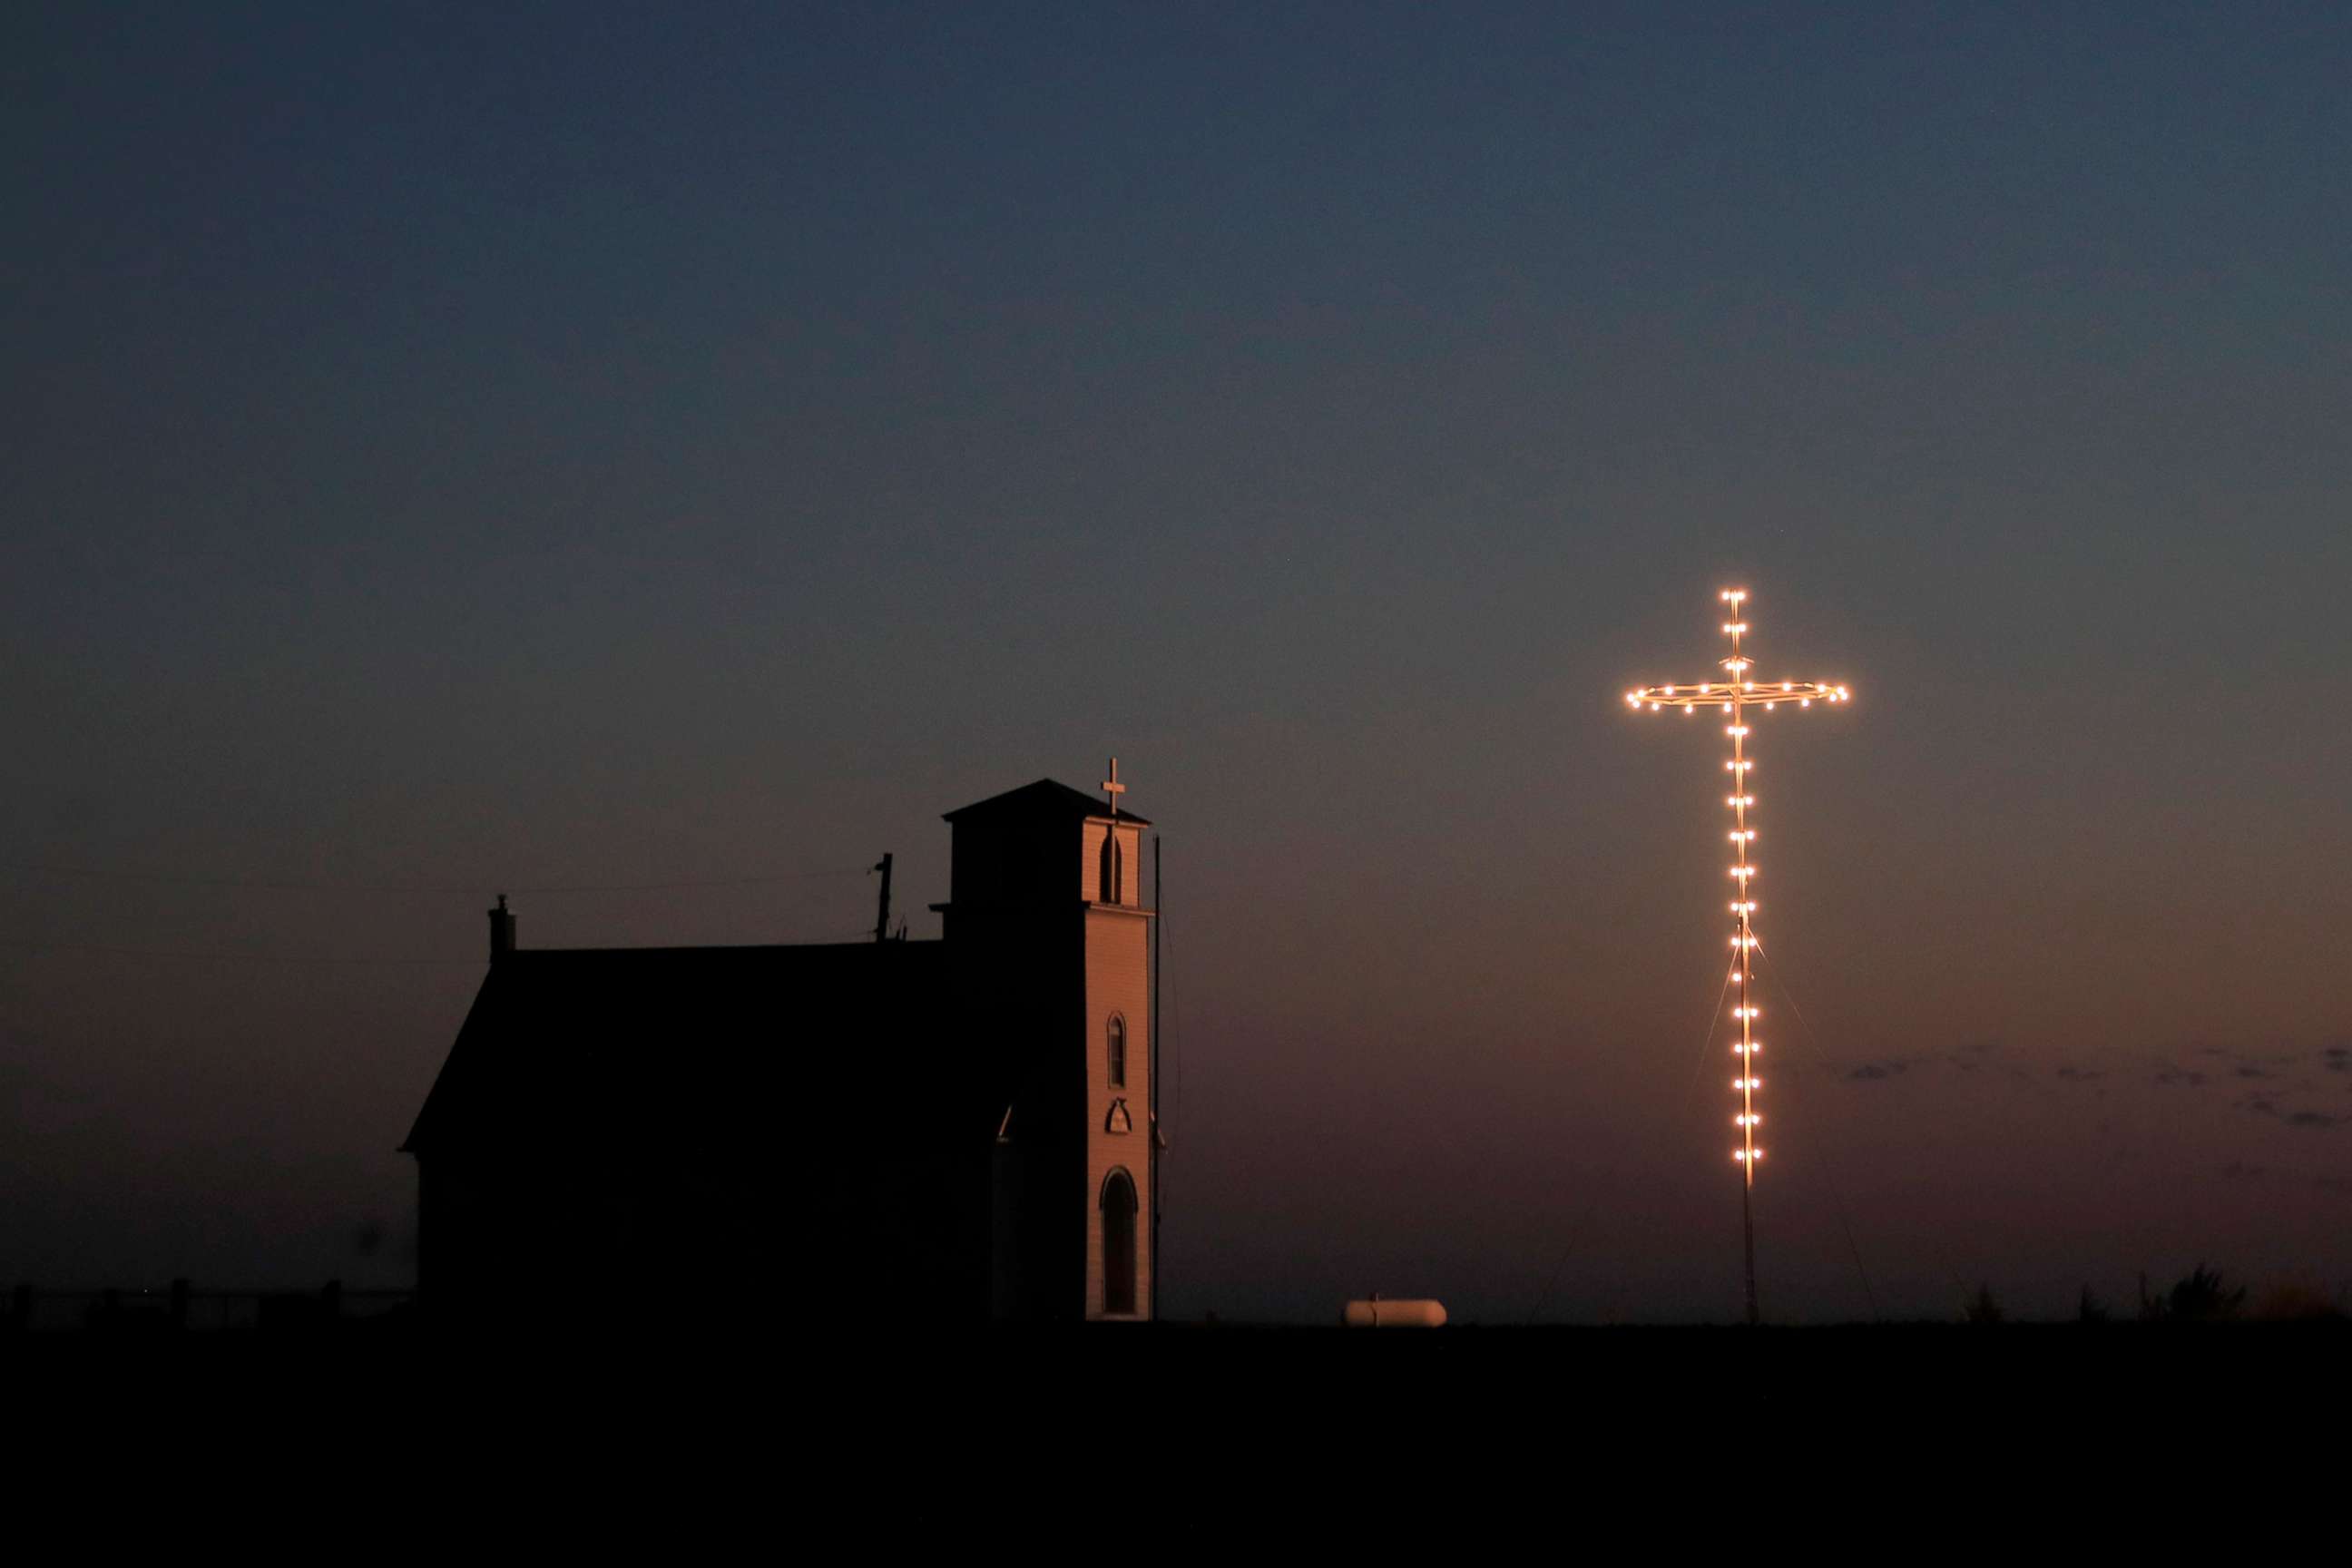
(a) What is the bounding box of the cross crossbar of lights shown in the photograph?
[1622,588,1853,1326]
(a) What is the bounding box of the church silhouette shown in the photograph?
[401,774,1159,1327]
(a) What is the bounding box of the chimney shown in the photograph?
[488,894,515,964]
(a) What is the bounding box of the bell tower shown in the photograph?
[939,765,1154,1321]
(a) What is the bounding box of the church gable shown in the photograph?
[941,778,1151,828]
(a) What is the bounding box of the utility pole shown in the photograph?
[1151,832,1162,1323]
[871,853,893,944]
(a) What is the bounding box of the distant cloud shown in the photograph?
[1825,1041,2344,1126]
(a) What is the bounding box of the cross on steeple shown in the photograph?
[1102,758,1126,818]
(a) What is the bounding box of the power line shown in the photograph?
[0,861,872,896]
[0,937,479,965]
[0,925,885,967]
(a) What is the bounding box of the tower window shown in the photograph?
[1097,828,1123,904]
[1107,1014,1127,1087]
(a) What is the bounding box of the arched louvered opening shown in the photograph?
[1097,828,1123,904]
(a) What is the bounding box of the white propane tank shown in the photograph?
[1341,1297,1447,1328]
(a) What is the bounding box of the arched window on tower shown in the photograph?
[1107,1014,1127,1087]
[1100,1169,1139,1316]
[1097,828,1122,904]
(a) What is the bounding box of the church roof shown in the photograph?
[399,941,952,1154]
[941,778,1150,827]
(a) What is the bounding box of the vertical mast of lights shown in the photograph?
[1622,589,1852,1326]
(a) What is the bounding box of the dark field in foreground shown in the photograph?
[14,1318,2344,1412]
[12,1322,2343,1510]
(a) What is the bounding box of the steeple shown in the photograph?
[938,769,1156,1320]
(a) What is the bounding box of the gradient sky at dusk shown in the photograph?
[5,3,2349,1320]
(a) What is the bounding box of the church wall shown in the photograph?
[956,816,1061,910]
[416,1149,580,1325]
[1083,901,1152,1318]
[950,899,1092,1321]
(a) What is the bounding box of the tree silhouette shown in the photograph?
[1962,1283,2004,1325]
[2138,1265,2245,1323]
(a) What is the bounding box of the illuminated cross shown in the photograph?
[1622,588,1854,1326]
[1102,757,1126,818]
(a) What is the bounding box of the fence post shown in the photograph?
[7,1283,28,1333]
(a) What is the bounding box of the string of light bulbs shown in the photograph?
[1622,588,1854,1326]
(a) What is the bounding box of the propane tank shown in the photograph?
[1341,1296,1447,1328]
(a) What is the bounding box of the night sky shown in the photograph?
[6,3,2348,1322]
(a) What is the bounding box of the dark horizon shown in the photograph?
[5,2,2349,1325]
